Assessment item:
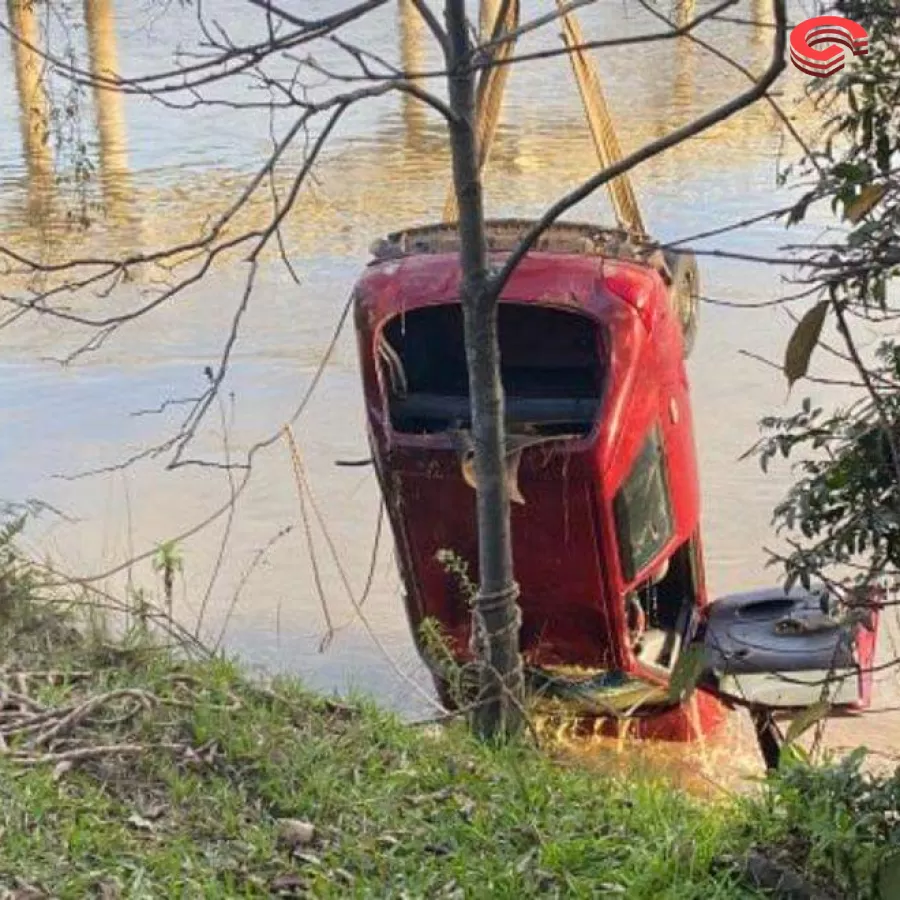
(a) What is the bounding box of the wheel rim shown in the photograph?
[680,271,698,332]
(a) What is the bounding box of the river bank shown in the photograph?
[1,542,897,899]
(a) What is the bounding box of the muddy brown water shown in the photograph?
[0,0,896,785]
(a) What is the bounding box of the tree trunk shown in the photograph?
[444,0,524,740]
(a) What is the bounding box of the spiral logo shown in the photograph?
[790,15,868,78]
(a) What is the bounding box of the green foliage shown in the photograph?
[666,644,707,704]
[434,547,477,607]
[417,615,476,708]
[0,503,82,664]
[757,0,900,594]
[783,300,829,390]
[152,539,184,577]
[3,593,899,898]
[152,539,184,609]
[0,624,755,899]
[761,750,900,899]
[0,509,36,619]
[782,700,829,751]
[751,344,900,591]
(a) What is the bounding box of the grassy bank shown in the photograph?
[0,649,746,896]
[1,551,897,897]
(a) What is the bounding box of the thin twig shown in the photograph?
[491,0,789,296]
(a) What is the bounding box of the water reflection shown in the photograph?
[480,0,502,38]
[752,0,775,45]
[672,9,697,129]
[0,0,808,258]
[7,0,53,224]
[673,0,696,29]
[83,0,133,226]
[398,0,428,147]
[0,0,896,773]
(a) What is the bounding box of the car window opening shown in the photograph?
[614,428,696,672]
[380,303,604,437]
[613,426,674,582]
[627,539,697,672]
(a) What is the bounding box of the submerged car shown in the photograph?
[351,219,880,755]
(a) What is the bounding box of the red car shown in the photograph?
[352,219,880,761]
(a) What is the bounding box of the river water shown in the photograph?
[0,0,896,779]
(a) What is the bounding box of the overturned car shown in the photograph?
[351,219,880,760]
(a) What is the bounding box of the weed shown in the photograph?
[0,518,894,898]
[152,540,184,616]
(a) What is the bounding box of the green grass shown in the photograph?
[0,650,761,899]
[1,567,897,898]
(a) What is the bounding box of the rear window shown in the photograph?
[379,303,604,436]
[613,426,674,582]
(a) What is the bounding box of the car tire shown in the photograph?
[664,250,700,359]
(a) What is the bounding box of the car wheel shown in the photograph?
[664,250,700,359]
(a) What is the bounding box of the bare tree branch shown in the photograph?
[491,0,788,295]
[244,0,391,33]
[634,0,818,169]
[411,0,450,57]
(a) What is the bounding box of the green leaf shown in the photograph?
[784,699,830,746]
[833,162,864,182]
[666,644,707,704]
[778,741,810,769]
[876,132,891,173]
[844,183,886,224]
[845,745,869,770]
[861,108,873,150]
[879,853,900,899]
[784,301,829,389]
